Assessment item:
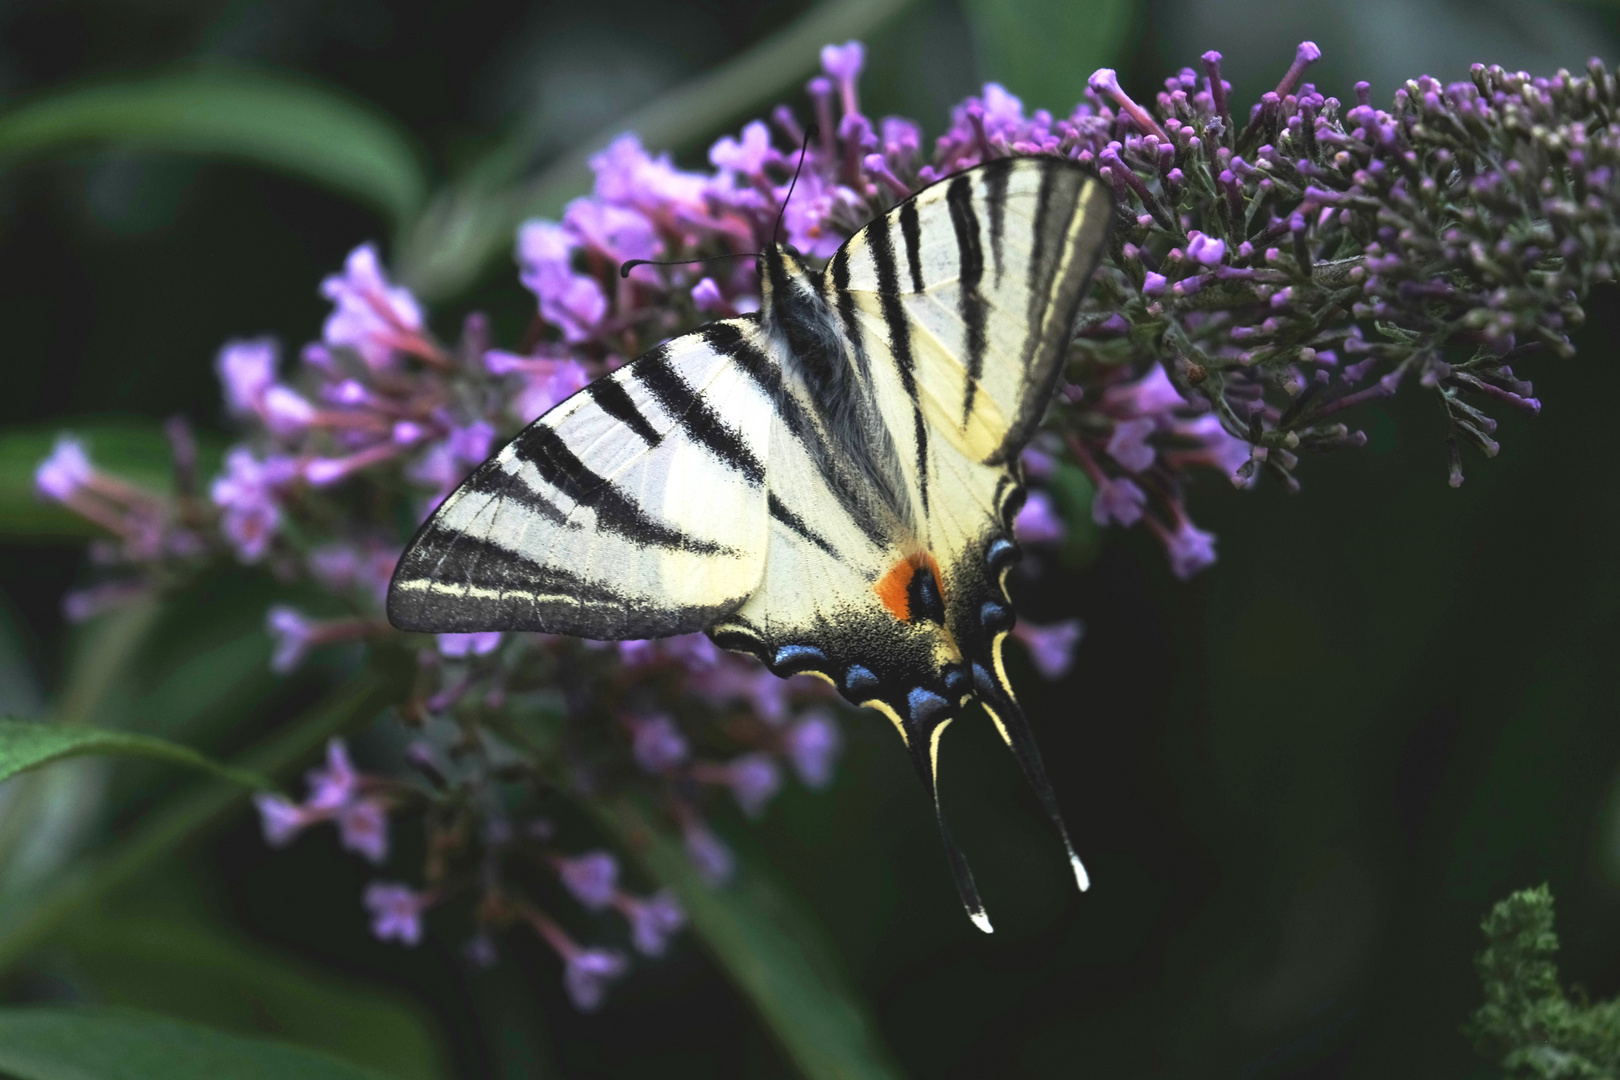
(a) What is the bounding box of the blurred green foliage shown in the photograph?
[1468,884,1620,1078]
[0,1004,401,1080]
[0,0,1617,1078]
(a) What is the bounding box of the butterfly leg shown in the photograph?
[972,657,1091,894]
[902,699,993,934]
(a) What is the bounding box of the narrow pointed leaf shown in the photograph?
[0,1005,393,1080]
[0,67,426,225]
[0,718,273,790]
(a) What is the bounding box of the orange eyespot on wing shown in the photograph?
[874,552,945,623]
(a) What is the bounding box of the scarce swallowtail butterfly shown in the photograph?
[388,155,1113,932]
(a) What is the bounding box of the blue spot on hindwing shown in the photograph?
[908,687,951,723]
[844,665,879,692]
[772,643,827,673]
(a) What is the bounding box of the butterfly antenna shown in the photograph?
[619,249,761,279]
[974,655,1091,894]
[772,122,819,248]
[904,708,993,933]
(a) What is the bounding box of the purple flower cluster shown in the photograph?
[1068,47,1617,489]
[36,37,1617,1011]
[253,739,394,863]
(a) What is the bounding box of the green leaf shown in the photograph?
[0,419,222,542]
[59,912,449,1080]
[0,665,410,975]
[0,66,426,226]
[0,1005,394,1080]
[397,0,922,300]
[586,794,908,1080]
[0,718,273,791]
[959,0,1136,114]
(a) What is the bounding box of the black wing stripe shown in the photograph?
[462,463,571,527]
[700,321,890,547]
[947,174,989,426]
[767,492,839,557]
[865,211,930,516]
[829,247,865,358]
[634,347,766,485]
[899,199,925,294]
[513,423,729,554]
[585,376,662,447]
[1025,162,1069,366]
[982,156,1013,288]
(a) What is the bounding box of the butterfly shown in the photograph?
[388,155,1113,931]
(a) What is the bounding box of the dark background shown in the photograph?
[1,0,1618,1076]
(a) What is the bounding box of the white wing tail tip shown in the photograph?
[969,909,994,934]
[1071,855,1092,893]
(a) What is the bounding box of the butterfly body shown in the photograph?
[389,156,1113,930]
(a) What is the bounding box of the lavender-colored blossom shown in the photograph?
[1092,477,1148,527]
[1186,231,1226,267]
[253,793,309,847]
[682,818,735,885]
[563,198,662,262]
[1013,490,1066,544]
[1020,445,1057,480]
[363,882,426,946]
[591,133,709,214]
[265,605,316,674]
[514,358,589,424]
[691,277,725,313]
[622,890,686,957]
[447,421,495,465]
[1106,418,1158,473]
[564,948,629,1012]
[516,221,607,343]
[557,851,619,911]
[727,753,782,819]
[210,448,289,563]
[437,631,503,657]
[785,711,842,789]
[631,715,689,773]
[302,739,358,811]
[35,437,93,501]
[1106,365,1185,417]
[339,798,390,864]
[216,338,278,416]
[777,169,850,259]
[1165,520,1218,580]
[320,243,425,370]
[260,385,317,436]
[689,661,796,724]
[709,119,775,176]
[1012,619,1085,680]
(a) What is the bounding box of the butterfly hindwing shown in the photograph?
[388,320,772,638]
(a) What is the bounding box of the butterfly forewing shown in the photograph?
[388,320,772,638]
[837,156,1112,467]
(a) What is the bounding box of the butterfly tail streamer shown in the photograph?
[974,660,1091,894]
[904,713,993,933]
